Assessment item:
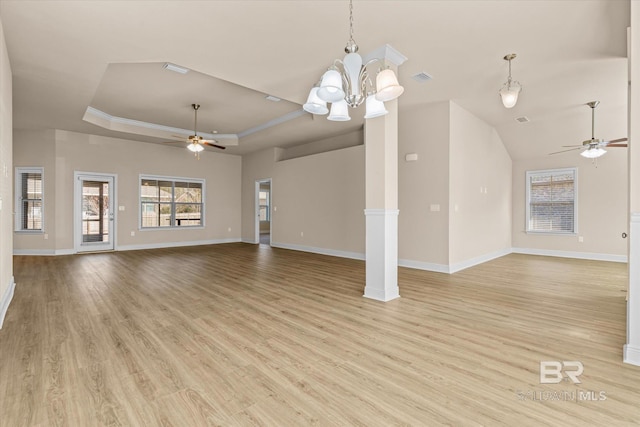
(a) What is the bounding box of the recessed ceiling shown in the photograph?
[0,0,630,159]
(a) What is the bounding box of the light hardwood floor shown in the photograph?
[1,243,639,426]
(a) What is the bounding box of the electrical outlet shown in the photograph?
[228,227,232,232]
[131,231,135,237]
[578,236,584,243]
[300,231,304,237]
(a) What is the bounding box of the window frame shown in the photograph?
[139,174,205,230]
[525,167,578,235]
[14,167,44,233]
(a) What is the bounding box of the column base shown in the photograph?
[363,209,400,302]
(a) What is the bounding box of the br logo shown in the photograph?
[540,361,584,384]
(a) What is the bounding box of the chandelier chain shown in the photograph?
[349,0,355,44]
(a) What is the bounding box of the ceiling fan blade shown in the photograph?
[561,145,583,148]
[549,147,583,155]
[202,141,226,150]
[608,137,628,143]
[606,143,628,148]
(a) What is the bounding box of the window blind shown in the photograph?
[15,169,43,231]
[527,169,576,233]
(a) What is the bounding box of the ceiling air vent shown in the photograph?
[411,72,433,83]
[515,116,530,123]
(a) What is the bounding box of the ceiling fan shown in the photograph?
[549,101,627,158]
[166,104,226,159]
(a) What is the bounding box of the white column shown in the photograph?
[625,3,640,366]
[364,209,399,301]
[362,45,406,302]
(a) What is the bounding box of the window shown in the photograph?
[259,190,270,221]
[526,168,577,234]
[15,167,44,232]
[140,176,204,229]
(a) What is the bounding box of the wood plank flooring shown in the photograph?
[1,243,639,426]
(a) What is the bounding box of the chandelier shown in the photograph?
[303,0,404,121]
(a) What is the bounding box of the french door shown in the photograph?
[75,172,116,252]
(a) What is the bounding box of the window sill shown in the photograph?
[139,226,205,232]
[525,231,577,236]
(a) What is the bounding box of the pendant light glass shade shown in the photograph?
[317,70,345,102]
[327,99,351,121]
[499,53,521,108]
[375,69,404,102]
[580,147,606,159]
[499,81,521,109]
[303,87,329,115]
[363,94,388,118]
[187,143,204,153]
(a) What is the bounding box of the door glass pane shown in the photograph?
[82,180,110,243]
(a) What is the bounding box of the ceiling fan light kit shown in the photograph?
[499,53,522,109]
[163,104,227,159]
[580,147,606,159]
[187,142,204,153]
[303,0,404,121]
[548,100,627,159]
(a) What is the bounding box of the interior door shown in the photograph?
[75,173,115,252]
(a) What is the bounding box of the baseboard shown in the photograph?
[14,240,243,255]
[0,277,16,329]
[449,247,513,274]
[271,242,365,261]
[241,238,257,244]
[398,259,449,274]
[512,247,627,263]
[14,249,57,256]
[624,344,640,366]
[117,238,242,251]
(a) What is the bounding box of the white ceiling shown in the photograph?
[0,0,630,159]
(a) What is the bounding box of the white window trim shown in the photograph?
[525,167,578,235]
[138,174,205,230]
[14,167,44,233]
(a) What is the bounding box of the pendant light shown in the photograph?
[499,53,522,108]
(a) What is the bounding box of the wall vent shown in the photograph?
[515,116,530,123]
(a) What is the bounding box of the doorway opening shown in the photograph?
[75,172,116,252]
[255,179,271,246]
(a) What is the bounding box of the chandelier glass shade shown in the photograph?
[303,87,329,115]
[328,99,351,121]
[499,53,521,109]
[303,0,403,120]
[363,94,388,119]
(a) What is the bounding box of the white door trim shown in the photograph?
[74,171,117,253]
[255,178,272,245]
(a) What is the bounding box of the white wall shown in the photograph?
[449,102,512,267]
[512,151,628,260]
[0,16,14,327]
[240,101,514,273]
[241,140,365,258]
[398,101,450,267]
[13,129,242,254]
